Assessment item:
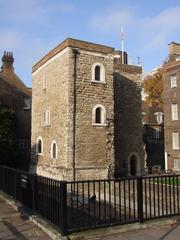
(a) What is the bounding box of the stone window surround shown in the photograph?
[43,110,50,126]
[92,104,107,126]
[172,132,179,150]
[36,136,43,155]
[42,72,47,90]
[170,74,177,88]
[91,62,106,83]
[171,103,178,121]
[154,112,163,124]
[127,152,141,176]
[23,97,31,110]
[51,140,58,160]
[174,158,180,170]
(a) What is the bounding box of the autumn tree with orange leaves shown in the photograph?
[143,69,163,108]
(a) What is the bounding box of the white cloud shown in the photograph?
[0,0,74,24]
[91,9,133,31]
[152,6,180,30]
[90,5,180,51]
[0,31,23,49]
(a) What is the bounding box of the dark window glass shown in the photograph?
[95,107,101,123]
[38,139,42,154]
[95,65,100,81]
[53,143,57,159]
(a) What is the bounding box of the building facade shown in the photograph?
[142,102,164,172]
[31,38,144,180]
[163,42,180,172]
[0,51,31,169]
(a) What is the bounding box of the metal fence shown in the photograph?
[0,165,180,236]
[0,166,67,235]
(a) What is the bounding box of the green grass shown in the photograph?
[154,177,180,186]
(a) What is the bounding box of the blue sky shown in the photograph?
[0,0,180,87]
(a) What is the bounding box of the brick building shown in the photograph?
[163,42,180,172]
[0,51,31,169]
[31,38,144,180]
[142,102,164,172]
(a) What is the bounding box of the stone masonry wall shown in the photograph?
[69,49,115,180]
[114,60,144,176]
[31,48,71,178]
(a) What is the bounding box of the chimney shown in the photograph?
[168,42,180,62]
[1,51,14,71]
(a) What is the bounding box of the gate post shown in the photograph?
[60,181,67,236]
[137,176,143,222]
[32,174,36,213]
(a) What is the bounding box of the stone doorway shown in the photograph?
[130,155,137,175]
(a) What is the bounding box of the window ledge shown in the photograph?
[43,124,50,127]
[36,153,43,156]
[92,123,107,127]
[173,148,180,150]
[91,80,106,84]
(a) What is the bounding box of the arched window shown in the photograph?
[95,107,101,123]
[51,140,57,159]
[130,155,137,176]
[128,153,140,176]
[92,104,106,125]
[95,65,100,81]
[154,112,163,124]
[92,63,105,83]
[36,137,43,155]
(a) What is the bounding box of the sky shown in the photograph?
[0,0,180,87]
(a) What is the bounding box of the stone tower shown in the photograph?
[31,38,143,180]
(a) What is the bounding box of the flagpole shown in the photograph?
[121,26,124,64]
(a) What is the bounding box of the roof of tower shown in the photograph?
[32,38,115,73]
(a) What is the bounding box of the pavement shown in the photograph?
[1,194,180,240]
[68,220,180,240]
[87,223,180,240]
[0,197,52,239]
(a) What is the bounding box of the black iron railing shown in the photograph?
[0,166,67,235]
[0,165,180,235]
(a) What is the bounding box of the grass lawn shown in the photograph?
[154,177,180,186]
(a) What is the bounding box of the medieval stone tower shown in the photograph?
[31,38,143,180]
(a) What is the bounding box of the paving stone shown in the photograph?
[0,198,52,239]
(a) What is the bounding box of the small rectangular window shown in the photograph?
[43,74,47,90]
[23,97,30,110]
[170,75,177,88]
[44,110,50,126]
[171,104,178,120]
[172,132,179,150]
[174,159,180,169]
[154,128,160,139]
[19,139,29,149]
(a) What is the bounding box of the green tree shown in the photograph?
[143,69,163,107]
[0,104,19,167]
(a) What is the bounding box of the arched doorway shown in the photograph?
[130,155,137,176]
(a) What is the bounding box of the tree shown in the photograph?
[0,104,20,167]
[143,69,163,107]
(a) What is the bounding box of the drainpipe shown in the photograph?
[72,48,79,182]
